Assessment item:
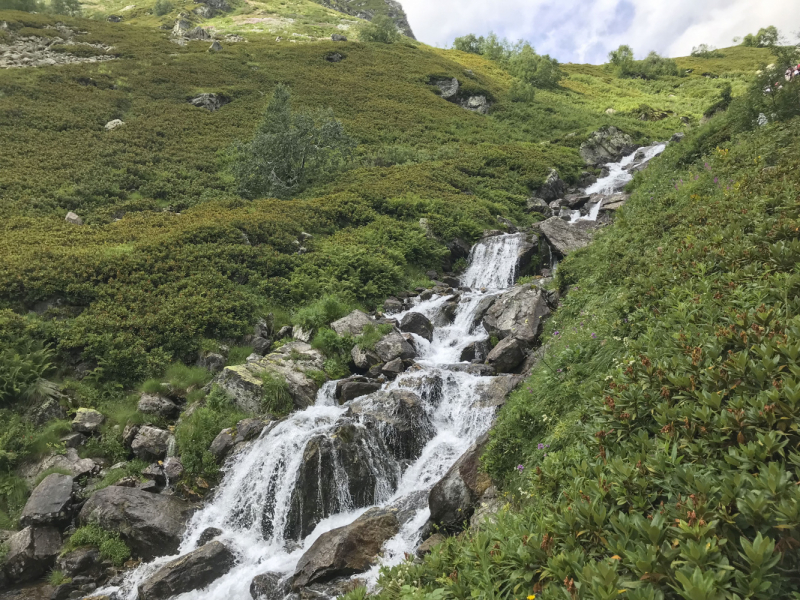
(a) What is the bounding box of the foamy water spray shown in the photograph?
[102,234,525,600]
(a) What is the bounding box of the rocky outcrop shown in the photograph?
[71,408,104,434]
[336,378,382,403]
[399,312,434,342]
[434,77,459,100]
[56,547,102,579]
[579,126,637,166]
[482,284,551,341]
[373,331,416,363]
[537,216,598,257]
[79,486,190,560]
[486,337,527,372]
[4,526,61,583]
[351,344,381,371]
[131,426,173,461]
[189,93,229,112]
[213,342,325,414]
[330,310,374,337]
[137,394,179,418]
[22,447,97,483]
[20,473,73,527]
[250,572,289,600]
[429,434,491,532]
[474,374,519,408]
[537,169,567,201]
[318,0,416,39]
[292,507,400,589]
[416,533,446,557]
[138,541,235,600]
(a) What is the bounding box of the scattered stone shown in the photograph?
[579,125,637,166]
[186,26,211,40]
[131,426,173,461]
[79,486,190,560]
[537,216,598,257]
[22,448,97,483]
[107,14,122,22]
[138,541,235,600]
[325,52,343,62]
[461,95,490,114]
[122,424,139,447]
[537,168,567,202]
[292,507,400,589]
[208,40,222,52]
[65,211,84,225]
[71,408,104,434]
[60,432,85,449]
[104,119,125,131]
[525,197,552,217]
[416,533,446,557]
[137,394,179,418]
[435,77,459,100]
[331,310,374,337]
[399,312,434,342]
[20,473,73,527]
[4,526,62,583]
[331,34,347,41]
[670,132,685,143]
[351,345,381,371]
[486,337,527,373]
[197,527,223,547]
[189,93,229,112]
[604,107,616,115]
[56,547,101,579]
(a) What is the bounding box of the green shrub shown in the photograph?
[355,323,392,351]
[608,45,680,79]
[690,44,724,59]
[153,0,173,15]
[227,84,355,200]
[175,385,245,478]
[49,0,80,16]
[91,459,148,491]
[0,342,55,406]
[48,570,71,586]
[741,25,779,47]
[259,373,293,417]
[359,15,401,44]
[64,524,130,566]
[226,346,254,366]
[453,33,482,54]
[292,295,355,333]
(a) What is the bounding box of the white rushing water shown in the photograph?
[570,142,667,224]
[102,233,526,600]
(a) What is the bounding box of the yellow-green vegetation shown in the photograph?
[63,523,131,566]
[358,102,800,599]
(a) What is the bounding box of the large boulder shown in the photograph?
[22,448,97,483]
[20,473,73,527]
[486,337,527,373]
[482,284,551,341]
[336,378,382,403]
[78,486,190,560]
[138,541,235,600]
[330,310,374,337]
[579,126,637,166]
[71,408,104,434]
[537,169,567,201]
[292,507,400,589]
[56,547,102,579]
[213,342,325,414]
[373,331,416,363]
[250,572,289,600]
[4,526,61,583]
[399,312,434,342]
[474,374,519,408]
[209,428,235,462]
[516,234,539,275]
[537,216,597,257]
[131,426,173,461]
[137,394,179,418]
[429,434,492,532]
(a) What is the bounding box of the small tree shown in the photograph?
[153,0,174,16]
[228,84,354,200]
[742,26,779,47]
[690,44,724,58]
[50,0,81,16]
[359,15,401,44]
[453,33,483,55]
[507,43,565,90]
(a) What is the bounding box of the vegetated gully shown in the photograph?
[106,143,667,600]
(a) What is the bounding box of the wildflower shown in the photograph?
[528,596,536,600]
[538,443,544,450]
[592,333,597,338]
[714,177,719,184]
[516,464,524,472]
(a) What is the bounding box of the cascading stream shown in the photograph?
[102,233,526,600]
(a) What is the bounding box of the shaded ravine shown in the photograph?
[102,233,528,600]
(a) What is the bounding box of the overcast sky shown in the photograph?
[401,0,797,64]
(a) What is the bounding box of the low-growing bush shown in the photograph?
[64,524,130,566]
[259,373,293,417]
[359,15,401,44]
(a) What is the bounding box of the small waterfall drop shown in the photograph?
[102,234,526,600]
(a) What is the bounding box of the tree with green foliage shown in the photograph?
[359,15,401,44]
[228,84,354,200]
[506,42,565,90]
[153,0,173,16]
[608,45,680,79]
[453,33,482,54]
[690,43,724,58]
[608,44,635,72]
[741,25,779,47]
[49,0,81,16]
[0,0,40,11]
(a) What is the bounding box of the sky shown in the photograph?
[400,0,797,64]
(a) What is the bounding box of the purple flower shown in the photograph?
[591,333,597,338]
[543,454,547,458]
[714,177,719,184]
[545,445,550,448]
[516,464,524,472]
[557,368,563,373]
[538,443,545,450]
[705,162,711,170]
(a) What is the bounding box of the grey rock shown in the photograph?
[331,34,347,42]
[351,345,381,371]
[337,380,382,403]
[138,541,235,600]
[79,486,190,560]
[461,95,490,114]
[107,14,121,21]
[486,337,527,373]
[122,423,140,447]
[325,52,344,62]
[198,352,226,373]
[383,297,403,314]
[209,428,235,461]
[197,527,223,547]
[71,408,104,434]
[56,547,101,578]
[186,26,211,40]
[292,507,400,589]
[373,331,416,363]
[60,432,85,449]
[276,325,293,339]
[172,17,192,37]
[459,340,489,362]
[137,394,179,418]
[20,473,73,527]
[4,526,62,583]
[578,171,597,187]
[292,326,313,343]
[399,312,433,342]
[252,337,272,356]
[435,77,459,100]
[235,418,266,443]
[526,197,552,217]
[22,448,97,483]
[482,284,551,341]
[189,93,229,112]
[474,374,519,408]
[330,310,374,337]
[381,357,405,378]
[104,119,124,131]
[208,40,222,52]
[537,168,567,202]
[131,426,173,461]
[537,216,597,256]
[579,125,637,166]
[670,132,685,143]
[163,457,184,482]
[250,571,288,600]
[29,397,67,426]
[429,434,491,532]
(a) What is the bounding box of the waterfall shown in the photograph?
[103,233,526,600]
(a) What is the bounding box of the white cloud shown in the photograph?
[401,0,797,63]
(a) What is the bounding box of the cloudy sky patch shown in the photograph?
[401,0,796,64]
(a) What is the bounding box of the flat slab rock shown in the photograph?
[138,541,235,600]
[537,216,599,256]
[20,473,73,527]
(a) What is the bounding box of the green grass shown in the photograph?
[258,372,294,416]
[226,345,254,366]
[63,523,131,566]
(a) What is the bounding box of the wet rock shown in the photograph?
[459,340,489,362]
[579,125,637,166]
[399,312,433,342]
[474,374,519,408]
[250,571,289,600]
[373,331,416,363]
[486,337,527,373]
[213,342,325,414]
[137,394,179,418]
[482,284,551,341]
[131,426,173,461]
[71,408,104,433]
[235,418,266,443]
[526,197,552,217]
[579,171,597,187]
[330,310,374,337]
[446,238,471,262]
[441,275,460,288]
[441,363,495,376]
[417,533,446,557]
[79,486,190,560]
[429,434,492,532]
[537,168,567,202]
[537,216,598,257]
[138,541,235,600]
[142,463,166,485]
[209,428,235,461]
[516,234,539,275]
[381,357,405,378]
[292,507,400,589]
[163,457,184,482]
[383,297,403,314]
[56,547,101,579]
[189,93,229,112]
[337,379,382,403]
[20,473,73,527]
[197,527,223,547]
[4,526,61,583]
